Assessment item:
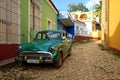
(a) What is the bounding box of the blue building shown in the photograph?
[57,11,74,36]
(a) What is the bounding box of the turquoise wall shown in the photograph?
[20,0,28,43]
[41,0,58,30]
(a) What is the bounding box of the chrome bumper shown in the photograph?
[18,51,53,63]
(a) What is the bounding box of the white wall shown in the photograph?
[75,21,92,37]
[74,22,84,36]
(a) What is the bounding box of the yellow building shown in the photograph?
[70,11,101,40]
[101,0,120,52]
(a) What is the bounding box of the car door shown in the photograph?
[62,32,69,58]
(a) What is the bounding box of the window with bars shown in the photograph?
[0,0,20,44]
[30,0,41,31]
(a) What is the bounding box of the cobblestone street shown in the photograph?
[0,41,120,80]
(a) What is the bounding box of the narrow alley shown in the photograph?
[0,41,120,80]
[0,0,120,80]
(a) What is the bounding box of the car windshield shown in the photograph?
[35,32,61,40]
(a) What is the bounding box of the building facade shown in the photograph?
[0,0,58,66]
[58,11,74,36]
[71,11,101,41]
[101,0,120,53]
[0,0,20,66]
[41,0,58,30]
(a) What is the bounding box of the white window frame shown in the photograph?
[47,18,52,30]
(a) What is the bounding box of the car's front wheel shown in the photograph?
[54,53,63,68]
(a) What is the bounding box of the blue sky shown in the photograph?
[51,0,100,11]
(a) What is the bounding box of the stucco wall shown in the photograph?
[92,31,101,39]
[41,0,57,30]
[20,0,29,43]
[20,0,58,43]
[109,0,120,51]
[101,0,120,51]
[74,22,85,36]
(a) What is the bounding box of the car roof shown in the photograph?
[38,30,65,33]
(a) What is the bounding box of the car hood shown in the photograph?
[22,39,61,51]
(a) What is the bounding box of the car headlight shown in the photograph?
[49,47,55,53]
[17,46,22,53]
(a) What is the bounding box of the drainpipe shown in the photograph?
[104,0,108,48]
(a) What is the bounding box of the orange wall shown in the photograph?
[109,0,120,50]
[101,0,120,51]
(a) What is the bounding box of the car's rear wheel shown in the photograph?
[54,53,63,68]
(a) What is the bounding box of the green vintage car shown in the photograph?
[17,30,72,68]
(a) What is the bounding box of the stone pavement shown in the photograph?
[0,41,120,80]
